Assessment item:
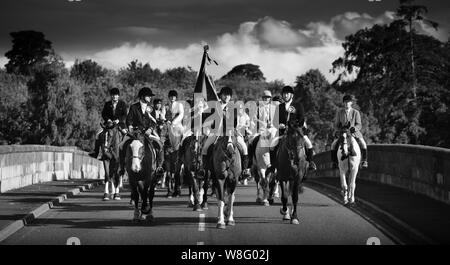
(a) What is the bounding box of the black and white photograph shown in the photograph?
[0,0,449,255]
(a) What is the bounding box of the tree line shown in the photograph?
[1,0,449,152]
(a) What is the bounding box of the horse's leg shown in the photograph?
[146,178,157,222]
[348,159,359,204]
[216,178,226,229]
[226,178,237,226]
[129,178,141,221]
[280,180,291,220]
[260,168,270,206]
[339,166,349,205]
[291,179,300,225]
[191,171,202,211]
[201,170,209,209]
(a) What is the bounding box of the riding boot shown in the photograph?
[331,145,339,169]
[361,148,368,168]
[306,148,317,171]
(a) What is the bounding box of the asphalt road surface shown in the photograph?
[2,183,394,245]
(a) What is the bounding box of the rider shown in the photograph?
[118,87,165,176]
[90,87,127,159]
[330,94,368,169]
[248,90,277,168]
[274,86,317,171]
[200,86,239,168]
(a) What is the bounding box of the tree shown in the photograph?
[4,31,53,76]
[396,0,439,99]
[294,70,344,152]
[118,60,161,86]
[332,16,449,146]
[0,70,31,143]
[221,64,266,81]
[70,59,108,84]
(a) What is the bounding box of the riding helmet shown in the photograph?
[109,87,120,96]
[281,86,294,94]
[138,87,155,98]
[219,86,233,97]
[343,95,354,102]
[168,90,178,98]
[153,98,162,105]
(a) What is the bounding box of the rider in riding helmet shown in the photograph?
[90,87,127,159]
[118,87,165,176]
[200,86,240,168]
[330,95,368,169]
[274,85,317,171]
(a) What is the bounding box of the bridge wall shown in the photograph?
[312,144,450,205]
[0,145,104,193]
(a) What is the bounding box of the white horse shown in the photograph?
[251,128,278,206]
[336,132,361,204]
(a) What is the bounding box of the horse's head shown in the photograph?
[128,130,146,173]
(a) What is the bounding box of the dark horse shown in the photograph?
[179,135,210,211]
[98,122,123,200]
[275,122,308,225]
[159,121,177,197]
[211,136,242,229]
[125,129,159,222]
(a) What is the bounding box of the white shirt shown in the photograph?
[169,101,184,125]
[285,99,293,111]
[140,101,148,115]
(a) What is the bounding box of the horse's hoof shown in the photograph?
[263,200,270,206]
[141,206,151,215]
[268,198,274,205]
[146,214,154,222]
[201,203,208,210]
[217,223,226,229]
[188,201,194,208]
[280,208,291,220]
[226,220,235,226]
[193,204,202,212]
[291,218,300,225]
[256,198,263,204]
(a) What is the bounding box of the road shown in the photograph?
[2,182,394,245]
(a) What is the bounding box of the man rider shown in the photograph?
[330,94,368,169]
[274,86,317,171]
[90,87,127,159]
[118,87,165,176]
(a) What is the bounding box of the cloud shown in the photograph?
[112,26,162,36]
[0,56,7,69]
[63,12,409,84]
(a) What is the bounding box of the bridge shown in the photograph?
[0,144,448,245]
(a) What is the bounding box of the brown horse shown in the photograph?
[98,122,123,201]
[125,129,158,222]
[211,136,242,229]
[275,122,308,225]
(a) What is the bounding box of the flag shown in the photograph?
[194,45,219,102]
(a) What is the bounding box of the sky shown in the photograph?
[0,0,449,84]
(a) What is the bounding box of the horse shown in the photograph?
[336,129,361,205]
[275,123,308,225]
[98,122,123,201]
[211,136,242,229]
[179,135,210,211]
[125,129,158,222]
[159,121,177,197]
[250,130,278,206]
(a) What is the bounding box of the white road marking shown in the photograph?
[198,213,205,232]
